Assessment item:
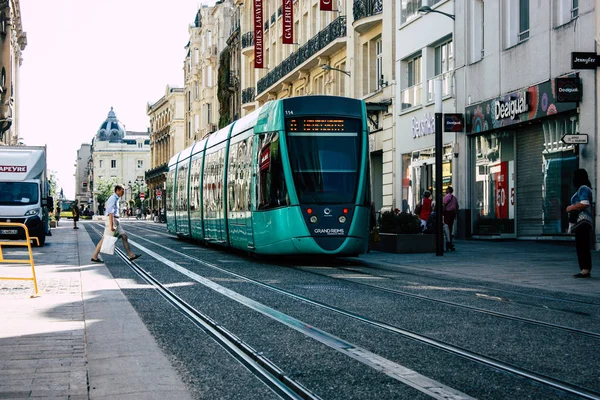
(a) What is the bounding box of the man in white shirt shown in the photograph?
[91,184,141,263]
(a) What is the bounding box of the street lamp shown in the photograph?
[419,6,454,256]
[417,5,455,20]
[321,64,351,77]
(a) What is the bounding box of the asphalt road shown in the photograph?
[85,220,600,400]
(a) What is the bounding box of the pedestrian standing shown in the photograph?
[443,186,459,243]
[418,190,433,230]
[91,184,141,263]
[566,169,593,278]
[71,200,80,229]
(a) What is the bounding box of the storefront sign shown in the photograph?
[555,77,582,102]
[571,52,598,69]
[494,91,528,120]
[320,0,333,11]
[444,114,464,132]
[465,78,578,134]
[411,113,435,139]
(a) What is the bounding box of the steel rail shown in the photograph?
[90,225,320,400]
[119,226,600,400]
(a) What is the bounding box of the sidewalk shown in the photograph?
[0,223,192,399]
[1,225,598,399]
[363,238,600,297]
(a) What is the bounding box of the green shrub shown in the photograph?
[379,211,422,234]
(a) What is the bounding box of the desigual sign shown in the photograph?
[494,91,528,120]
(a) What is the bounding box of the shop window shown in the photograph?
[473,132,515,235]
[541,117,578,235]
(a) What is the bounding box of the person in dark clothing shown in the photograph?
[71,200,80,229]
[566,168,593,278]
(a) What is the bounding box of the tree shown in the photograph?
[94,178,119,215]
[48,171,58,198]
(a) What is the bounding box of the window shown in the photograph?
[407,55,422,87]
[194,82,199,100]
[555,0,578,26]
[111,160,116,169]
[504,0,529,48]
[194,48,199,65]
[401,54,422,110]
[470,0,484,63]
[206,103,212,125]
[401,0,421,25]
[137,142,142,148]
[137,160,144,169]
[256,132,288,210]
[99,160,103,168]
[376,38,383,89]
[435,40,453,76]
[518,0,529,41]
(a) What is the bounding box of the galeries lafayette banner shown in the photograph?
[282,0,293,44]
[254,0,264,68]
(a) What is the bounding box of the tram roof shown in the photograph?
[167,153,179,167]
[205,125,230,149]
[230,107,261,137]
[178,143,195,161]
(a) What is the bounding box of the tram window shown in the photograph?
[257,132,288,210]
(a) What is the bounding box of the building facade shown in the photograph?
[454,0,596,242]
[74,144,92,207]
[146,86,185,212]
[0,0,26,145]
[91,108,151,214]
[395,0,455,216]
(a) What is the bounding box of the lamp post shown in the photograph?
[434,78,444,256]
[418,5,455,256]
[321,64,351,77]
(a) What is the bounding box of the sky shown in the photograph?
[19,0,210,199]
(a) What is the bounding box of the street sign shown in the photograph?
[140,192,145,200]
[561,134,588,144]
[156,190,162,197]
[156,195,162,201]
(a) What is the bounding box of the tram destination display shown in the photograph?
[286,117,360,133]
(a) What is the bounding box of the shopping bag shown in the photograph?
[99,234,118,255]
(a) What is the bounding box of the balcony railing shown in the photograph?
[242,31,254,48]
[242,87,256,104]
[400,84,422,111]
[257,16,346,95]
[353,0,383,22]
[426,71,452,102]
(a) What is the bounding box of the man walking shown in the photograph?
[91,184,141,263]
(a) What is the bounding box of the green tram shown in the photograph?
[166,95,371,256]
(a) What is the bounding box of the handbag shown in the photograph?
[414,200,422,216]
[572,211,593,233]
[100,234,118,255]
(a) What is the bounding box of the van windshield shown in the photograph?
[0,182,39,205]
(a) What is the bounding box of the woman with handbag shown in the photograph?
[566,168,593,278]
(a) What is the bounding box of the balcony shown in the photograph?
[145,163,168,181]
[400,84,422,111]
[256,16,347,95]
[242,87,255,104]
[242,31,254,55]
[353,0,383,34]
[426,71,452,102]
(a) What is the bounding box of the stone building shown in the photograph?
[74,143,92,208]
[146,86,185,212]
[91,108,150,214]
[0,0,26,145]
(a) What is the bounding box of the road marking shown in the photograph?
[128,238,475,400]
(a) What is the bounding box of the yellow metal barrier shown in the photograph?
[0,222,40,297]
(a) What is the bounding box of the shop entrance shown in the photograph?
[411,158,434,209]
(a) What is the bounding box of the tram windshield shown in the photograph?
[286,118,361,204]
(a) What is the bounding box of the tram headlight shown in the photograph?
[338,215,347,224]
[310,216,318,224]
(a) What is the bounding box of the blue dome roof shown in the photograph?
[97,107,126,142]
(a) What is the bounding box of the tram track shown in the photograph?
[109,223,600,400]
[90,225,321,400]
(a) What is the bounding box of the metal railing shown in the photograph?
[0,222,40,297]
[257,16,347,95]
[242,31,254,48]
[242,87,256,104]
[400,83,423,110]
[353,0,383,22]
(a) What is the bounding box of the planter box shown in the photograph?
[371,232,436,254]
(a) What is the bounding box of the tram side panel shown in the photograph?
[189,152,205,241]
[226,133,255,251]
